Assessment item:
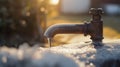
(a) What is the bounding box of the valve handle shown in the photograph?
[89,8,103,21]
[89,8,103,15]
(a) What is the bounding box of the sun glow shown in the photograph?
[50,0,59,5]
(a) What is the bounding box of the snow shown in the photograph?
[39,39,120,67]
[0,39,120,67]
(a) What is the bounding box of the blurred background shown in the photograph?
[0,0,120,47]
[47,0,120,46]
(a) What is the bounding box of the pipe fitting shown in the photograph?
[44,24,85,38]
[44,8,104,47]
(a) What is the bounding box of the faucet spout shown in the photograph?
[44,24,86,38]
[44,8,104,48]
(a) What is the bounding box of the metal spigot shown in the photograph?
[89,8,104,47]
[44,8,104,48]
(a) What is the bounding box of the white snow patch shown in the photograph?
[0,39,120,67]
[43,39,120,67]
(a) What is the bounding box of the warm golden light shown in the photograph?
[50,0,59,5]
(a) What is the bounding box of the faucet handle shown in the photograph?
[89,8,104,20]
[89,8,103,15]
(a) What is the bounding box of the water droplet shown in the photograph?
[47,38,52,47]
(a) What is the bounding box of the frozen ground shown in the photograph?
[0,39,120,67]
[50,39,120,67]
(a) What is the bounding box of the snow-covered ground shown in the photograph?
[50,39,120,67]
[0,39,120,67]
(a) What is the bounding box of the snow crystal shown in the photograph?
[0,39,120,67]
[0,45,80,67]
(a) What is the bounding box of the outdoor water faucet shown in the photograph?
[44,8,104,47]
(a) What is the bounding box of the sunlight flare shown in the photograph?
[50,0,59,5]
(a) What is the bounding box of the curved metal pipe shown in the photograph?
[44,24,85,38]
[44,8,104,48]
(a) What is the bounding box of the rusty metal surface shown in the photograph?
[44,8,104,47]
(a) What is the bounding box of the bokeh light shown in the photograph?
[50,0,59,5]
